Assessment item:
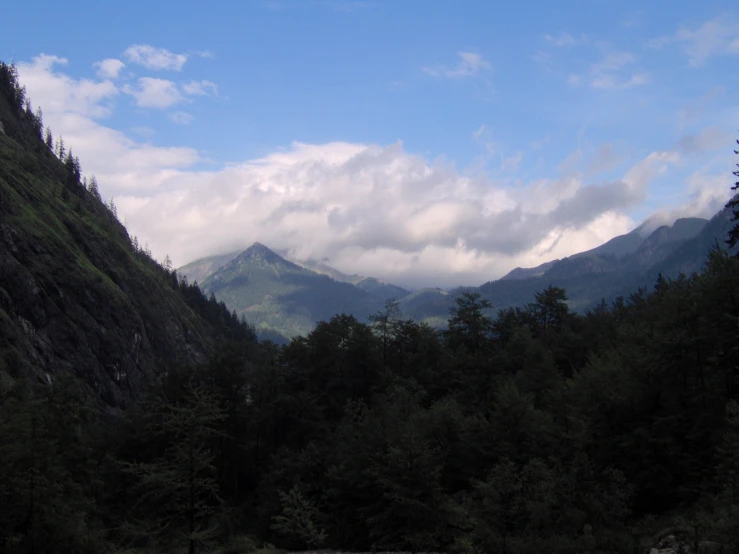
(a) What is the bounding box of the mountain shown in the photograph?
[178,247,410,338]
[406,213,727,324]
[0,65,252,408]
[354,277,410,302]
[199,242,385,340]
[183,212,726,338]
[179,250,366,286]
[291,256,364,284]
[397,288,451,327]
[177,250,239,284]
[500,217,707,281]
[650,208,735,278]
[500,260,558,281]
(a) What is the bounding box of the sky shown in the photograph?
[3,0,739,288]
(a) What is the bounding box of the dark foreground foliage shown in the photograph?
[3,248,739,553]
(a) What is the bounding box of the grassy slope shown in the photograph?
[201,246,385,339]
[0,113,231,405]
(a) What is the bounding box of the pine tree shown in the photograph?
[445,292,494,352]
[107,197,118,218]
[44,127,53,150]
[119,378,227,554]
[525,285,570,331]
[88,175,100,200]
[271,485,327,549]
[33,106,43,139]
[726,136,739,250]
[369,298,402,364]
[55,136,65,160]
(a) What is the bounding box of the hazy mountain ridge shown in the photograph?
[198,242,386,341]
[180,213,729,339]
[397,213,728,325]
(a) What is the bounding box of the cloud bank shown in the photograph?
[16,52,733,289]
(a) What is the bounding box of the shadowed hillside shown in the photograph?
[0,62,254,407]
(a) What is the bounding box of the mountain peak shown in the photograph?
[231,242,297,268]
[243,242,279,257]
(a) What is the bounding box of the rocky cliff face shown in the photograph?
[0,67,245,408]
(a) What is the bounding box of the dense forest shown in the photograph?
[3,59,739,554]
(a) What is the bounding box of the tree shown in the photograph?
[365,389,451,553]
[55,136,65,160]
[163,254,173,273]
[87,175,100,200]
[64,150,81,186]
[119,378,227,554]
[526,285,570,332]
[44,127,53,150]
[445,292,494,353]
[270,485,327,549]
[107,197,118,218]
[726,136,739,250]
[369,298,402,364]
[0,378,102,554]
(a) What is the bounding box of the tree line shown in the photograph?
[4,239,739,553]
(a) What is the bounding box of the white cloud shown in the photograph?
[591,72,649,90]
[123,44,188,71]
[170,111,194,125]
[110,141,680,288]
[571,50,649,90]
[676,17,739,66]
[18,55,118,118]
[123,78,184,109]
[15,53,734,289]
[648,17,739,66]
[501,152,523,172]
[182,80,218,96]
[531,51,553,67]
[544,32,577,47]
[423,52,491,79]
[93,58,125,79]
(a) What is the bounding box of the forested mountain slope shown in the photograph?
[199,242,384,340]
[406,212,733,324]
[0,63,253,408]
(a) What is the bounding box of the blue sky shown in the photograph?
[3,0,739,287]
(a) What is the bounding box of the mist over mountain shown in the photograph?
[176,210,733,341]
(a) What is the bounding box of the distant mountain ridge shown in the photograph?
[178,211,732,339]
[500,217,708,281]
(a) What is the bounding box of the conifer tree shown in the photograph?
[445,292,494,352]
[88,175,100,200]
[120,378,227,554]
[726,136,739,250]
[369,298,402,364]
[55,136,65,160]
